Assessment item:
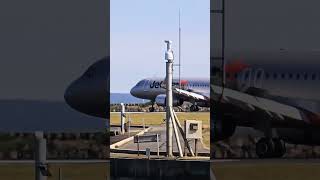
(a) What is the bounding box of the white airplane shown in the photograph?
[64,57,108,118]
[211,51,320,158]
[130,78,210,112]
[64,51,320,158]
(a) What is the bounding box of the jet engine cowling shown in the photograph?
[276,127,320,145]
[155,94,183,106]
[211,116,236,142]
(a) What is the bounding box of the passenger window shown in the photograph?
[234,73,238,79]
[312,74,316,80]
[273,73,277,79]
[265,73,269,79]
[257,72,261,79]
[281,73,285,79]
[304,73,308,80]
[289,73,293,79]
[296,74,300,80]
[245,72,249,80]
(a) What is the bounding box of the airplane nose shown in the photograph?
[130,87,136,96]
[64,81,80,111]
[64,89,71,105]
[64,78,107,118]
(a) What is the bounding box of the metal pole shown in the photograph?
[137,136,140,156]
[157,134,160,157]
[170,108,183,157]
[178,9,181,89]
[172,110,195,156]
[59,168,62,180]
[35,131,47,180]
[165,40,174,157]
[195,139,198,156]
[184,141,187,156]
[128,116,131,137]
[120,103,125,134]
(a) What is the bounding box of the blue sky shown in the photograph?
[111,0,209,93]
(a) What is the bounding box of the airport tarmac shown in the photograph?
[110,126,145,144]
[111,124,210,156]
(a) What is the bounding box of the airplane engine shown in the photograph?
[211,116,236,142]
[196,101,209,107]
[155,94,183,106]
[276,127,320,145]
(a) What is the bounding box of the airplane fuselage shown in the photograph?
[212,52,320,152]
[130,78,210,106]
[225,60,320,125]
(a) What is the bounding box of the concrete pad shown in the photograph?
[112,125,210,157]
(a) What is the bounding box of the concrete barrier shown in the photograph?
[110,127,151,149]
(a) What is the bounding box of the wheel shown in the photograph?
[256,138,269,158]
[272,138,286,157]
[190,105,199,112]
[256,138,274,158]
[149,106,155,112]
[190,105,195,112]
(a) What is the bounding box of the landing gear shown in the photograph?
[256,138,286,158]
[149,103,155,112]
[273,138,286,157]
[149,106,155,112]
[190,105,200,112]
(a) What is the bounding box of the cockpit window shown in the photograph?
[136,80,145,87]
[84,68,94,78]
[83,58,106,78]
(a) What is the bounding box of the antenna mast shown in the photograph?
[178,9,181,89]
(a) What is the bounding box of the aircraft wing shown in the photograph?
[211,85,306,124]
[160,78,209,102]
[172,88,209,102]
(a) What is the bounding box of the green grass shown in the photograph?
[110,112,209,126]
[0,163,109,180]
[0,136,34,152]
[212,163,320,180]
[110,112,210,147]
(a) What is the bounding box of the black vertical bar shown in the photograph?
[222,0,225,88]
[137,136,140,156]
